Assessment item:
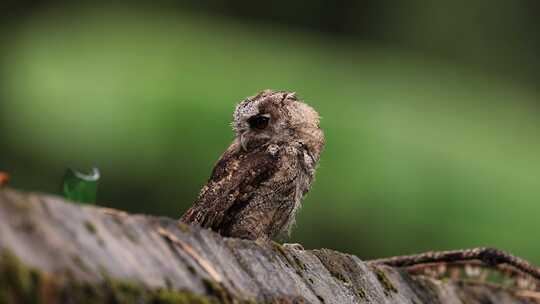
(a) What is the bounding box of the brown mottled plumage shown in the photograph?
[180,90,324,241]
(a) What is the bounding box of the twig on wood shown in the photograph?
[460,280,540,301]
[100,207,129,217]
[157,227,222,283]
[406,260,523,278]
[515,290,540,300]
[369,247,540,281]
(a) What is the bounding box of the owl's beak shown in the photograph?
[240,133,248,151]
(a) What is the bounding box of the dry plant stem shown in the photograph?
[369,247,540,281]
[406,260,523,278]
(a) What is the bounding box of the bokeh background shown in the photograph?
[1,1,539,263]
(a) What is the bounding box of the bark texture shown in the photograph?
[0,188,535,303]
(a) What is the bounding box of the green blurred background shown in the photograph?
[1,1,539,262]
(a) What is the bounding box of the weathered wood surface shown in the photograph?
[0,188,535,303]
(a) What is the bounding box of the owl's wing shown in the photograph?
[180,140,279,230]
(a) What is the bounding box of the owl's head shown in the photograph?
[232,89,324,156]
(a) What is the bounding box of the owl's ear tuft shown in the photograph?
[279,91,297,104]
[286,92,297,100]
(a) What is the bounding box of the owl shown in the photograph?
[180,89,324,241]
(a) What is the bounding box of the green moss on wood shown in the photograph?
[71,255,91,274]
[108,279,145,303]
[83,221,107,247]
[271,242,305,276]
[0,250,41,304]
[271,242,290,265]
[202,278,235,304]
[84,221,97,234]
[356,287,367,301]
[154,289,217,304]
[200,278,258,304]
[292,254,307,272]
[0,249,224,304]
[121,226,139,244]
[186,265,197,275]
[177,222,191,233]
[372,266,397,295]
[63,279,219,304]
[331,271,350,284]
[312,250,351,285]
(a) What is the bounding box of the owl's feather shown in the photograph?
[181,141,278,230]
[181,140,307,240]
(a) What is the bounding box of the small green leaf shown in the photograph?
[62,167,100,204]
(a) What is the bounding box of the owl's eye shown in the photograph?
[248,115,270,130]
